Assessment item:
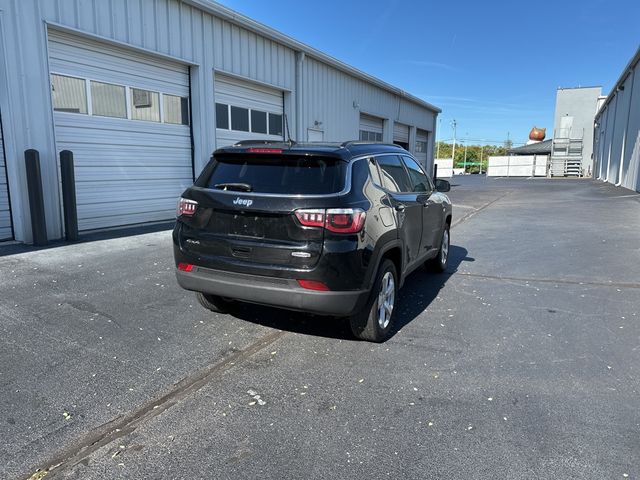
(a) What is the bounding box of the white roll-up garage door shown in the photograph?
[359,114,384,142]
[0,112,12,241]
[414,129,429,167]
[393,122,410,148]
[215,74,284,148]
[48,30,193,231]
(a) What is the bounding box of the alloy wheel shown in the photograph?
[441,229,449,266]
[377,271,395,329]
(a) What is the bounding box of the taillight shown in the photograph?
[294,209,325,228]
[177,197,198,217]
[295,208,366,233]
[177,263,194,272]
[325,209,366,233]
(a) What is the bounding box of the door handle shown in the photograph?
[395,204,406,212]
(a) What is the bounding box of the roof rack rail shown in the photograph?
[341,140,383,148]
[340,140,402,148]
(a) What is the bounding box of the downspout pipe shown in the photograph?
[295,51,305,142]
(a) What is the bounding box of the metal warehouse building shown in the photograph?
[0,0,439,244]
[594,47,640,192]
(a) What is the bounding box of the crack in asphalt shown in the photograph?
[451,192,511,228]
[24,329,286,479]
[456,272,640,290]
[64,301,121,328]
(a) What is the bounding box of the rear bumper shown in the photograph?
[176,267,368,316]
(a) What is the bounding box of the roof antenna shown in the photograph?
[284,113,294,147]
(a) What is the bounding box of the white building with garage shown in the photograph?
[0,0,440,244]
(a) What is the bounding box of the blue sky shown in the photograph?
[216,0,639,146]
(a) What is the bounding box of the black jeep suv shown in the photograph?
[173,141,452,342]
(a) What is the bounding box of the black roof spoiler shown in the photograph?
[233,139,296,146]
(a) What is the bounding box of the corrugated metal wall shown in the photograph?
[607,75,632,184]
[595,108,608,179]
[211,17,295,90]
[622,66,640,191]
[600,97,617,181]
[595,49,640,192]
[0,110,12,240]
[0,0,438,242]
[301,57,435,167]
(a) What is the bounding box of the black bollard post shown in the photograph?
[60,150,78,241]
[433,163,438,180]
[24,149,48,246]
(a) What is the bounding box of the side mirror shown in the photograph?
[435,178,451,192]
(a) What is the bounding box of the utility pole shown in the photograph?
[451,119,457,163]
[436,117,442,159]
[463,140,468,172]
[480,143,485,174]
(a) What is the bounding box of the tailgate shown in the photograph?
[178,152,347,269]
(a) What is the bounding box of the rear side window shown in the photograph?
[201,154,346,195]
[376,155,412,192]
[368,157,382,185]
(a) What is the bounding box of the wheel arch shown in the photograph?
[369,240,404,288]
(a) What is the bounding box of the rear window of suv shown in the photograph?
[200,154,347,195]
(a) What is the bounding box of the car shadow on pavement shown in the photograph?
[227,245,473,342]
[0,222,175,257]
[390,245,472,338]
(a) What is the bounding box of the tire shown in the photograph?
[350,259,398,342]
[195,292,234,313]
[428,225,450,273]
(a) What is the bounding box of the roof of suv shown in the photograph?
[214,140,410,161]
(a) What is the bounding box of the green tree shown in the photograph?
[435,141,509,172]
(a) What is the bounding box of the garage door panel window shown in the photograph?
[415,141,427,153]
[251,110,267,134]
[51,74,87,114]
[131,88,160,122]
[269,113,283,136]
[216,103,229,129]
[231,106,249,132]
[53,73,189,125]
[164,95,189,125]
[217,103,282,137]
[360,130,383,142]
[91,80,127,119]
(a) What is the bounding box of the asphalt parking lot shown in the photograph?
[2,176,639,479]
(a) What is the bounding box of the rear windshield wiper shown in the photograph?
[214,183,253,192]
